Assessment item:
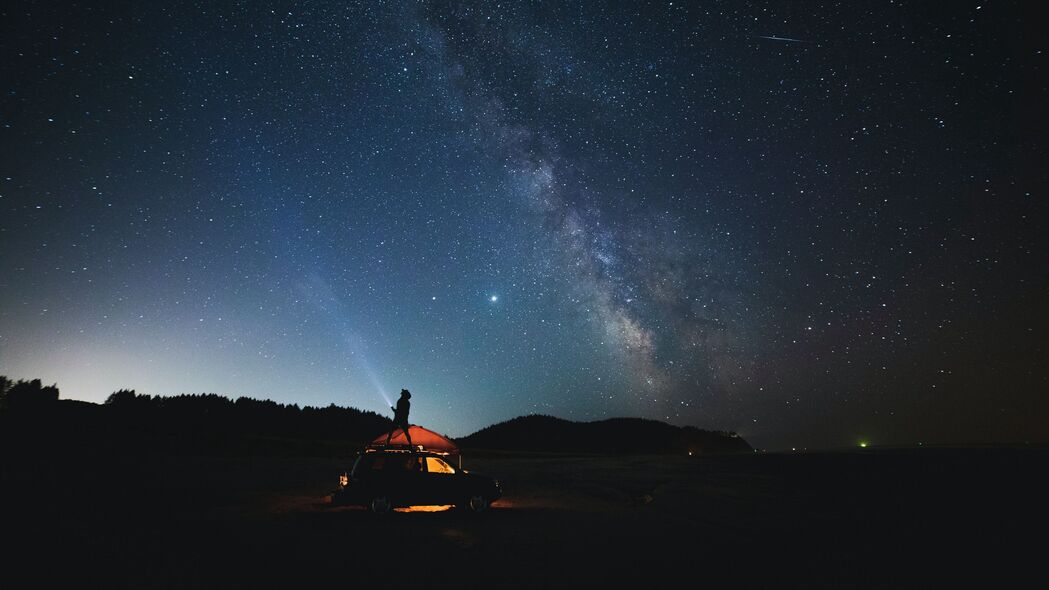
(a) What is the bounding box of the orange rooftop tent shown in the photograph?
[370,425,459,455]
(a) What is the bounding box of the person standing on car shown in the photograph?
[385,389,413,448]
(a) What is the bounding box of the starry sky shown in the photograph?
[2,1,1046,449]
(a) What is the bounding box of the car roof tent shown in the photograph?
[369,424,460,456]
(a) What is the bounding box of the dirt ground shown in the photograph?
[3,447,1045,588]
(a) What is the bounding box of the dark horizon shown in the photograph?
[2,2,1047,451]
[3,374,1045,452]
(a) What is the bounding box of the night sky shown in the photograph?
[2,1,1046,450]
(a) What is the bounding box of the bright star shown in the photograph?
[489,295,498,303]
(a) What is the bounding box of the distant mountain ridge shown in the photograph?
[0,377,392,457]
[459,414,752,454]
[1,376,751,456]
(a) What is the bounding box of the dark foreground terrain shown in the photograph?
[3,445,1045,588]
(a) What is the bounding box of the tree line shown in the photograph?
[0,375,393,455]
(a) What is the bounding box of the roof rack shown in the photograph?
[363,443,449,455]
[362,442,463,469]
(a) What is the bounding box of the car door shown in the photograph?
[423,456,458,503]
[397,454,427,505]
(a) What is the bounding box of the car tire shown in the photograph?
[464,494,489,513]
[370,496,392,515]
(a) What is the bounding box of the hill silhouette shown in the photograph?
[459,414,752,454]
[1,376,750,456]
[0,376,392,457]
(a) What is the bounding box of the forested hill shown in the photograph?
[0,377,391,456]
[459,414,753,454]
[1,377,751,456]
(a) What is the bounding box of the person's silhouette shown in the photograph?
[385,389,413,448]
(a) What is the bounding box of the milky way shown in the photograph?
[1,2,1046,448]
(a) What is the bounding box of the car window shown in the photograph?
[350,455,365,476]
[425,457,455,474]
[391,455,422,472]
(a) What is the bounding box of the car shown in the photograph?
[331,447,501,514]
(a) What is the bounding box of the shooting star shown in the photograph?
[753,35,811,44]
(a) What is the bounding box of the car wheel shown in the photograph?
[464,494,489,513]
[370,496,392,515]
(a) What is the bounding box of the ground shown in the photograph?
[3,447,1044,588]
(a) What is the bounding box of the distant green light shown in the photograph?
[859,441,868,448]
